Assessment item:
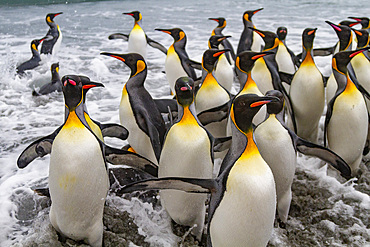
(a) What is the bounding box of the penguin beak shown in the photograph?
[326,21,342,32]
[101,52,126,62]
[307,28,317,36]
[82,81,104,90]
[123,12,134,16]
[208,18,220,22]
[54,12,63,17]
[253,8,264,15]
[249,27,265,38]
[250,96,279,108]
[213,49,230,57]
[251,52,272,60]
[155,28,172,35]
[348,17,362,22]
[349,48,368,58]
[218,35,231,42]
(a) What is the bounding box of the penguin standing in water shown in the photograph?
[209,17,236,62]
[101,52,166,165]
[155,28,200,95]
[32,62,61,96]
[208,35,234,93]
[119,93,279,247]
[325,49,369,176]
[195,49,230,138]
[49,75,109,247]
[16,37,46,75]
[289,28,325,143]
[237,8,264,54]
[41,12,63,55]
[159,77,214,240]
[255,90,351,227]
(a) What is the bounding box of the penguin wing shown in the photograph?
[146,35,167,55]
[287,47,301,68]
[33,187,50,197]
[17,126,62,168]
[117,177,217,194]
[279,72,294,85]
[312,46,335,56]
[292,132,352,179]
[222,39,236,62]
[197,101,231,126]
[153,98,178,114]
[104,145,158,177]
[100,123,129,140]
[176,47,198,79]
[108,33,129,41]
[188,59,202,70]
[213,136,232,153]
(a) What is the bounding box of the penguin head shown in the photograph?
[31,37,46,51]
[243,8,263,22]
[124,11,142,23]
[156,28,186,42]
[202,49,230,72]
[100,52,147,78]
[62,75,104,110]
[46,12,63,24]
[302,28,317,51]
[326,21,352,50]
[51,62,59,73]
[349,17,370,29]
[339,20,360,28]
[249,27,278,50]
[208,35,231,49]
[175,77,195,107]
[209,17,226,29]
[235,51,273,73]
[332,48,369,74]
[232,93,279,133]
[351,28,370,48]
[265,90,284,115]
[276,27,288,41]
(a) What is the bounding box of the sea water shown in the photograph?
[0,0,369,246]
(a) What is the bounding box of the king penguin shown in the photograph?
[16,37,45,75]
[159,76,214,240]
[195,49,231,138]
[209,17,236,62]
[208,35,234,93]
[276,27,299,75]
[123,11,147,60]
[324,49,369,176]
[118,93,279,247]
[41,12,63,55]
[101,52,166,165]
[289,28,325,143]
[32,62,61,96]
[349,16,370,33]
[255,90,351,227]
[156,28,199,95]
[237,8,264,54]
[49,75,109,247]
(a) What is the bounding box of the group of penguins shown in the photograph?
[16,7,370,247]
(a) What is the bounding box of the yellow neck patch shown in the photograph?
[202,73,220,90]
[241,72,258,93]
[63,111,84,129]
[301,50,315,67]
[84,112,104,141]
[178,106,198,126]
[239,130,260,160]
[342,76,358,96]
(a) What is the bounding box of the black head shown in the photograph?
[243,8,263,22]
[265,90,284,114]
[235,51,273,73]
[202,49,229,72]
[332,48,369,74]
[349,17,370,29]
[209,17,226,28]
[277,27,288,41]
[51,62,59,73]
[208,35,231,49]
[326,21,352,50]
[232,93,279,132]
[302,28,317,50]
[31,37,46,51]
[46,12,62,23]
[175,77,195,107]
[155,28,186,42]
[249,27,278,50]
[123,11,142,22]
[339,20,360,27]
[101,52,147,78]
[351,28,370,48]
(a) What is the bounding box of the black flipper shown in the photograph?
[118,177,217,194]
[33,187,50,197]
[146,35,167,55]
[154,98,178,114]
[108,33,129,41]
[312,46,336,56]
[197,101,231,126]
[188,59,202,70]
[17,126,62,169]
[279,72,294,85]
[213,136,232,153]
[104,145,158,177]
[100,123,129,140]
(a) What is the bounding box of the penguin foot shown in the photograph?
[277,218,287,229]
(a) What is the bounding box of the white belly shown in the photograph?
[254,116,296,222]
[214,54,234,92]
[251,58,273,94]
[159,123,213,228]
[351,54,370,112]
[326,73,337,104]
[128,27,147,60]
[276,44,295,74]
[327,91,368,173]
[49,125,109,244]
[165,51,188,94]
[289,64,325,142]
[120,89,158,164]
[210,155,276,247]
[251,32,263,52]
[52,26,62,55]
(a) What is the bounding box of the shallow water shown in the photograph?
[0,0,369,246]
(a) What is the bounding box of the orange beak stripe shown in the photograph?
[83,85,96,89]
[308,30,315,35]
[251,54,266,60]
[110,55,125,62]
[213,51,226,57]
[250,100,270,108]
